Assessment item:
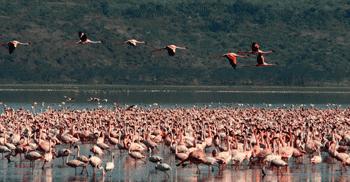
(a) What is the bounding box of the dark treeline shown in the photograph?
[0,0,349,86]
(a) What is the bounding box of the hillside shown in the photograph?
[0,0,349,86]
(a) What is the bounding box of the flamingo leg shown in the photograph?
[42,161,46,169]
[164,171,170,178]
[32,161,35,173]
[196,164,200,174]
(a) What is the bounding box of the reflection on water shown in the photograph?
[0,144,349,182]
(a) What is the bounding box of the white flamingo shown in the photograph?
[77,32,102,44]
[1,40,31,54]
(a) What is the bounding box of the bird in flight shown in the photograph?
[64,96,74,102]
[152,44,188,56]
[124,39,145,47]
[1,40,31,54]
[222,52,248,69]
[76,32,102,44]
[239,42,276,67]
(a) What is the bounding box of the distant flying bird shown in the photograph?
[64,96,74,102]
[77,32,102,44]
[88,97,101,102]
[124,39,145,47]
[222,52,248,69]
[152,44,188,56]
[238,42,276,67]
[251,42,276,67]
[1,40,31,54]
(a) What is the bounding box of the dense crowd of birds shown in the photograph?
[0,103,349,179]
[0,32,276,69]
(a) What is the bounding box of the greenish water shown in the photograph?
[0,85,349,108]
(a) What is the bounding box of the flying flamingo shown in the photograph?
[152,44,188,56]
[1,40,31,54]
[253,43,275,67]
[239,42,276,67]
[124,39,145,47]
[222,52,248,69]
[77,32,102,44]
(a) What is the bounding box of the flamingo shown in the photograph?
[142,133,158,150]
[215,138,233,170]
[152,44,188,56]
[222,52,248,69]
[0,145,11,158]
[204,155,218,172]
[97,141,110,151]
[66,158,86,175]
[174,142,189,161]
[128,149,145,162]
[232,137,250,169]
[56,148,72,165]
[252,42,276,67]
[176,149,207,174]
[124,39,145,47]
[9,131,20,145]
[25,151,42,168]
[58,130,79,146]
[106,129,119,146]
[1,40,31,54]
[105,153,115,176]
[155,161,171,177]
[37,133,53,153]
[41,145,54,169]
[148,148,163,163]
[77,32,102,44]
[239,42,276,67]
[127,139,147,152]
[89,154,103,175]
[90,145,104,156]
[310,149,322,164]
[74,145,89,163]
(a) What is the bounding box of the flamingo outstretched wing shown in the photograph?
[7,42,15,54]
[228,59,237,69]
[79,32,87,42]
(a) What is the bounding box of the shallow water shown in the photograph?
[0,85,349,109]
[0,144,349,182]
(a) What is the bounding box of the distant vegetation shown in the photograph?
[0,0,349,86]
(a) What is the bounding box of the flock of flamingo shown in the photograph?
[0,102,349,180]
[0,31,347,181]
[0,31,276,69]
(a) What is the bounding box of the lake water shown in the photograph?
[1,144,349,182]
[0,85,350,181]
[0,85,350,109]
